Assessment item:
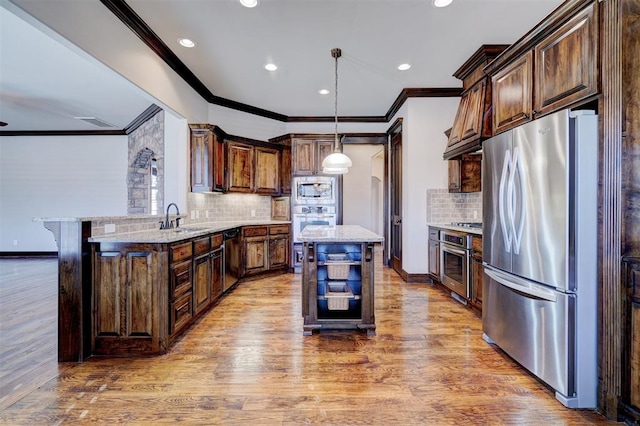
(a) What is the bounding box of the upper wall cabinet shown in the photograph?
[443,45,509,160]
[226,141,255,193]
[292,138,334,175]
[189,124,225,193]
[487,1,598,135]
[254,146,280,195]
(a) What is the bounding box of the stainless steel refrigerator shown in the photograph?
[482,108,598,408]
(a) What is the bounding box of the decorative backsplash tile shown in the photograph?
[426,188,482,223]
[187,192,272,223]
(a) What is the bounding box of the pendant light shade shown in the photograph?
[322,47,352,175]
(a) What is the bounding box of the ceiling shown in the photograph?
[0,0,564,133]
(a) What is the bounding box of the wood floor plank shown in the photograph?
[0,258,614,424]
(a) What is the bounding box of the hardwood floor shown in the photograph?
[0,258,614,425]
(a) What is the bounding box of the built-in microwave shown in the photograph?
[292,176,336,205]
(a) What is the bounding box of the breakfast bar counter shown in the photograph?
[299,225,383,336]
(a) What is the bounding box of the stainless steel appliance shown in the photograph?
[439,229,471,302]
[223,227,240,291]
[482,109,597,408]
[292,205,337,272]
[293,176,336,205]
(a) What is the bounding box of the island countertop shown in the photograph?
[299,225,384,243]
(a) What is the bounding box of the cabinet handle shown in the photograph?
[307,243,315,263]
[365,244,374,262]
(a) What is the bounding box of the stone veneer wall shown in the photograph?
[426,188,482,223]
[127,111,164,214]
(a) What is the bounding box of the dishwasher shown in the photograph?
[223,227,241,291]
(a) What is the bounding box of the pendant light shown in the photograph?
[322,48,352,174]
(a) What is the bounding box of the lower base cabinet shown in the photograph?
[91,225,289,357]
[302,242,375,336]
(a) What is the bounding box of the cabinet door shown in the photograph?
[243,237,268,275]
[193,253,211,314]
[447,92,470,147]
[280,146,292,194]
[94,251,124,338]
[448,160,462,193]
[211,248,224,301]
[428,240,439,278]
[227,142,254,193]
[269,235,289,269]
[534,4,597,116]
[190,128,213,192]
[471,253,483,309]
[292,139,315,175]
[460,80,487,141]
[255,146,280,195]
[492,51,533,135]
[316,140,335,173]
[212,132,225,192]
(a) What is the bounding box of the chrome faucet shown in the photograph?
[160,203,181,229]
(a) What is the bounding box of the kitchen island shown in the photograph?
[299,225,383,336]
[35,216,289,361]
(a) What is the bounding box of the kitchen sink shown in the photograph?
[168,227,206,234]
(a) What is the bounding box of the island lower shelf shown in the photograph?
[301,241,376,336]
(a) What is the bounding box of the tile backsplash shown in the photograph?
[426,188,482,223]
[186,192,272,223]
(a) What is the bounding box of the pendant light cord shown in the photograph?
[332,48,341,153]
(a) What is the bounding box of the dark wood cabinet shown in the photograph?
[280,145,292,194]
[292,138,334,175]
[254,146,280,195]
[489,3,598,135]
[444,45,507,159]
[240,224,291,276]
[470,235,483,313]
[189,124,224,193]
[448,154,481,193]
[621,258,640,424]
[193,234,224,315]
[533,3,597,117]
[492,51,534,135]
[93,244,167,356]
[227,142,255,193]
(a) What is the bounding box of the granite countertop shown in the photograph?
[299,225,384,243]
[427,223,483,236]
[88,220,291,243]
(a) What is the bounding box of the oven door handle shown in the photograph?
[440,245,466,256]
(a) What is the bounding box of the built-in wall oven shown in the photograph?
[292,205,337,270]
[439,229,472,302]
[293,176,336,205]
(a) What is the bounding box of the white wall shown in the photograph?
[400,97,459,274]
[342,144,386,231]
[0,135,128,251]
[163,111,189,211]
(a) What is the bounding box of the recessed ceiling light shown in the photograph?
[433,0,453,7]
[239,0,258,8]
[319,89,330,95]
[178,38,195,48]
[264,63,278,71]
[398,63,411,71]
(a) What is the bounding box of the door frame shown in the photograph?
[387,118,403,271]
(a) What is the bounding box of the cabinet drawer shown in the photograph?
[428,228,440,241]
[170,292,193,335]
[269,225,290,235]
[472,235,483,253]
[171,260,192,299]
[243,226,268,237]
[170,242,192,264]
[193,236,211,256]
[211,233,223,249]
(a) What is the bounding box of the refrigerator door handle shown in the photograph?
[484,265,558,302]
[511,147,525,255]
[499,150,513,252]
